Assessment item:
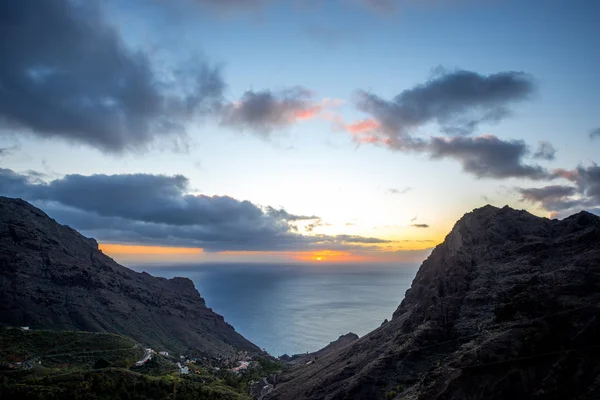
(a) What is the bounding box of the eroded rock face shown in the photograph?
[268,205,600,400]
[0,197,260,357]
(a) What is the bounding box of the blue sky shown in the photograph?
[0,0,598,264]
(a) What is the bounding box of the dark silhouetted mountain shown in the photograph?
[0,197,260,357]
[267,205,600,400]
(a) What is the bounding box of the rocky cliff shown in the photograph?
[0,197,261,357]
[267,205,600,400]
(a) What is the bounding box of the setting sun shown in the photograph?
[316,257,322,261]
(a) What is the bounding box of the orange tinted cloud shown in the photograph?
[294,106,322,120]
[294,98,344,121]
[345,119,381,134]
[327,114,388,144]
[553,168,578,181]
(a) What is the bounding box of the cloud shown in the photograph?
[0,145,19,157]
[355,68,534,138]
[0,168,392,252]
[411,223,429,228]
[345,119,381,135]
[386,187,412,195]
[0,0,224,153]
[518,185,578,211]
[220,87,323,136]
[342,69,547,181]
[315,234,393,244]
[532,141,556,160]
[428,135,549,180]
[590,128,600,140]
[518,164,600,217]
[264,206,319,222]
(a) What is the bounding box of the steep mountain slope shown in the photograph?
[268,205,600,400]
[280,333,359,366]
[0,197,260,357]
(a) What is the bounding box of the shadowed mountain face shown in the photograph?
[0,197,260,357]
[268,205,600,400]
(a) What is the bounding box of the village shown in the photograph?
[134,347,255,377]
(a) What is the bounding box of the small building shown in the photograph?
[21,326,30,331]
[180,366,189,375]
[159,351,169,356]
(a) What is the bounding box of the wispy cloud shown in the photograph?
[411,223,430,228]
[532,141,556,160]
[386,187,412,195]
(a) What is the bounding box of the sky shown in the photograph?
[0,0,599,265]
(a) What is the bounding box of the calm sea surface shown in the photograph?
[130,263,419,357]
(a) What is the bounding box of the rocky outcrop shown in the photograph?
[0,197,261,357]
[267,205,600,400]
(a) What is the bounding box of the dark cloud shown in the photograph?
[355,68,534,138]
[428,135,549,180]
[220,87,319,136]
[411,224,429,228]
[346,69,547,180]
[0,168,390,252]
[518,185,578,211]
[386,187,412,195]
[518,164,600,217]
[590,128,600,140]
[532,141,556,160]
[264,206,319,222]
[574,164,600,205]
[0,0,224,153]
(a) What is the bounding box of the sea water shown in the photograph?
[130,263,419,357]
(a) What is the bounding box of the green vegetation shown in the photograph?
[0,368,250,400]
[0,327,143,368]
[386,390,397,399]
[0,327,280,399]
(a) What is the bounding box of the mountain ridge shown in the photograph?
[0,196,261,358]
[267,204,600,400]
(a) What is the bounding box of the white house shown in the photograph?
[21,326,30,331]
[159,351,169,356]
[180,366,189,375]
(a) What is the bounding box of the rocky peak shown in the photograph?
[0,197,260,357]
[268,206,600,400]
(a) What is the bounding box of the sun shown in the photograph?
[316,257,322,261]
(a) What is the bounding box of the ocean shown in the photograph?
[130,263,419,357]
